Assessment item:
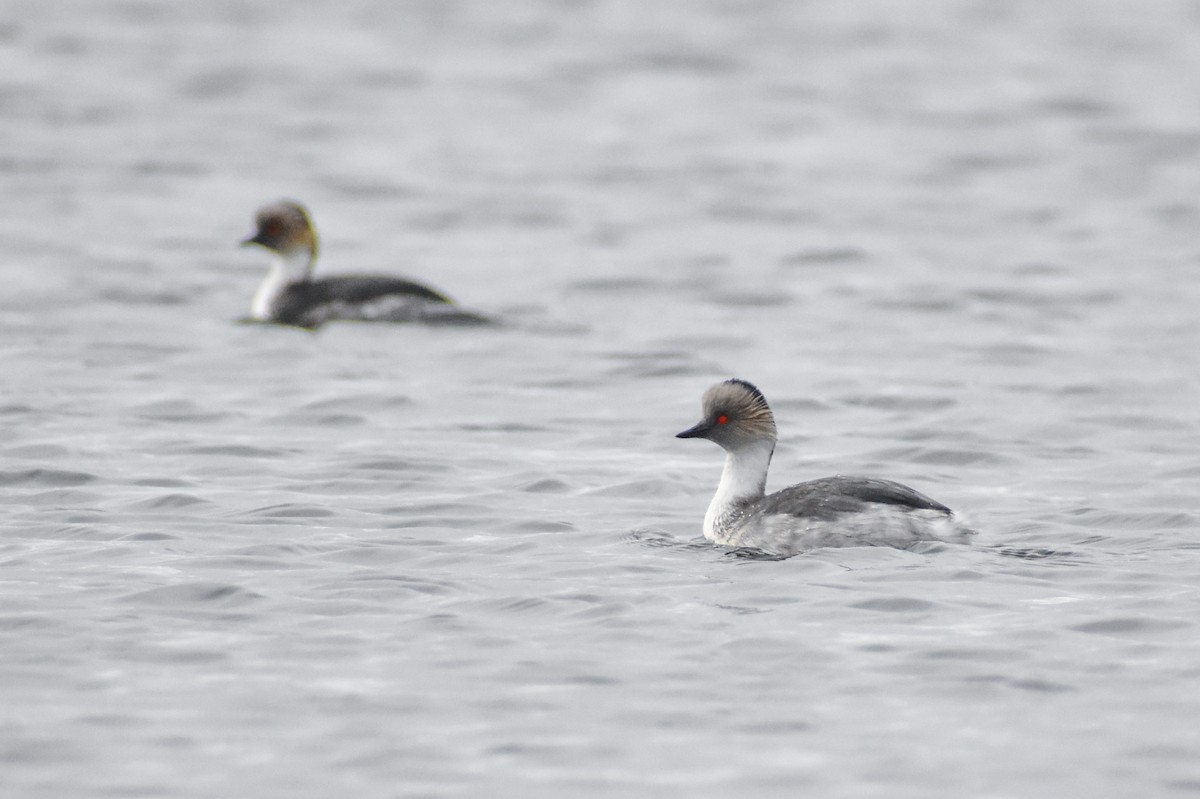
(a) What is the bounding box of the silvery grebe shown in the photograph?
[677,379,969,555]
[241,200,489,329]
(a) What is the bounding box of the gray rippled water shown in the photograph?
[2,1,1200,797]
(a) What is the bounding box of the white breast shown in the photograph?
[250,252,312,320]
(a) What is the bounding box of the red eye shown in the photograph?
[717,415,729,425]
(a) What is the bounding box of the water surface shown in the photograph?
[2,1,1200,797]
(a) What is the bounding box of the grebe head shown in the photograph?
[676,378,778,452]
[241,200,319,260]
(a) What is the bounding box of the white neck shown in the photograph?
[250,249,313,320]
[703,440,774,543]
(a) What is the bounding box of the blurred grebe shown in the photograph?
[677,379,969,555]
[241,200,489,329]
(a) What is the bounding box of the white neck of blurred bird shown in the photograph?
[703,439,775,541]
[250,248,314,320]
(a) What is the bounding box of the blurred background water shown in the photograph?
[2,0,1200,796]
